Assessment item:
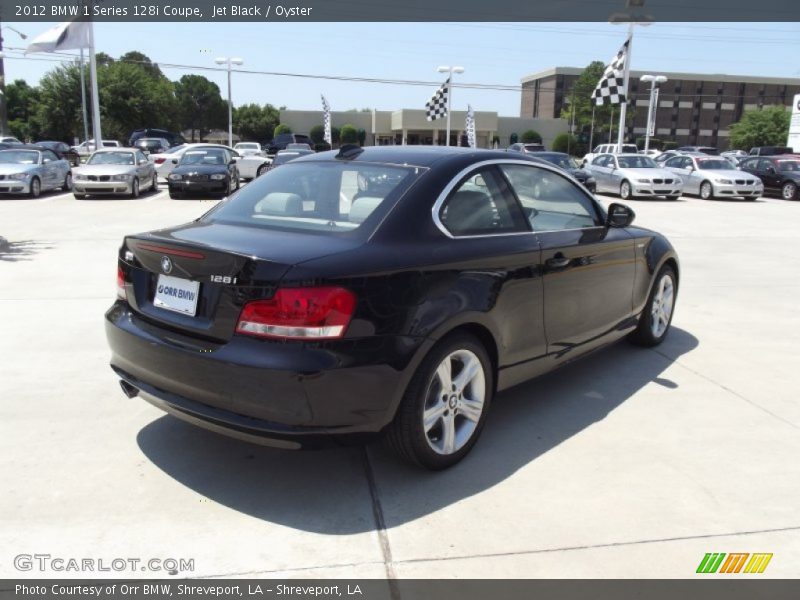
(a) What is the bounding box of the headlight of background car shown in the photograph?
[111,174,132,181]
[715,178,733,184]
[636,178,650,183]
[7,173,29,180]
[168,173,182,181]
[210,174,226,180]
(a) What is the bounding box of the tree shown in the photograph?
[6,80,41,141]
[119,51,164,79]
[521,130,542,143]
[233,103,280,142]
[33,64,84,143]
[509,133,519,144]
[357,128,366,146]
[174,75,226,141]
[552,133,580,155]
[331,126,341,145]
[340,124,358,144]
[730,106,790,150]
[310,125,325,144]
[274,124,292,136]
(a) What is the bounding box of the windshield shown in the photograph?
[617,156,657,169]
[180,149,227,165]
[0,150,38,164]
[540,154,578,170]
[696,158,734,170]
[88,151,135,165]
[778,160,800,172]
[165,145,185,154]
[204,161,421,235]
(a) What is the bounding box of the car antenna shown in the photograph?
[336,144,363,159]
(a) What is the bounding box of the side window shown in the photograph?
[741,159,757,171]
[758,159,773,171]
[665,157,681,168]
[500,164,600,232]
[42,150,58,163]
[438,167,529,237]
[592,155,608,167]
[136,151,147,163]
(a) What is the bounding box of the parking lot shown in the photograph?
[1,184,799,579]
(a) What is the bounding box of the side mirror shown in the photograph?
[139,159,149,165]
[606,203,635,228]
[231,155,240,161]
[687,165,695,171]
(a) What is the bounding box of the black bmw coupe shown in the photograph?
[167,147,240,198]
[107,146,679,469]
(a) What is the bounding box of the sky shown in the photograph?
[4,21,800,117]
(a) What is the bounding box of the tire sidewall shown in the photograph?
[64,172,73,191]
[620,180,631,200]
[782,182,797,200]
[131,178,139,198]
[30,177,41,198]
[700,181,713,199]
[637,265,677,345]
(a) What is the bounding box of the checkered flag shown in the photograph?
[321,94,332,145]
[592,38,630,106]
[425,78,450,121]
[465,104,476,148]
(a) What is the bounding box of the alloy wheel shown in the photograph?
[650,273,675,339]
[700,181,713,199]
[422,349,486,455]
[620,181,631,199]
[782,182,797,200]
[30,177,41,198]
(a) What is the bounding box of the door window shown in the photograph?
[500,164,600,232]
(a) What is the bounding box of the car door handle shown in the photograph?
[546,255,571,269]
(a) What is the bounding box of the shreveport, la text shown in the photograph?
[16,584,364,597]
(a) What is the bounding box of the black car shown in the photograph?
[738,155,800,200]
[266,133,314,156]
[524,151,597,193]
[167,147,240,198]
[33,141,81,167]
[107,146,679,469]
[257,148,315,177]
[128,128,185,148]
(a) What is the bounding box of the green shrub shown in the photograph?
[340,124,358,144]
[552,133,579,154]
[521,130,542,143]
[310,125,325,144]
[662,140,678,150]
[274,123,292,135]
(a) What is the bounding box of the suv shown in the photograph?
[266,133,314,156]
[128,129,185,148]
[749,146,794,156]
[134,137,171,155]
[581,143,639,167]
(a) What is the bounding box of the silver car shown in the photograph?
[663,154,763,200]
[0,148,72,197]
[585,153,684,200]
[72,148,158,199]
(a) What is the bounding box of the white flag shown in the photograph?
[321,95,332,145]
[465,105,476,149]
[25,21,91,54]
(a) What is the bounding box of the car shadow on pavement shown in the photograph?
[136,327,698,533]
[0,239,54,261]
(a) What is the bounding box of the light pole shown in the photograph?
[436,65,464,146]
[0,24,28,137]
[215,56,243,147]
[640,74,667,152]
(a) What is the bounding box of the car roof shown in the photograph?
[93,147,138,152]
[291,146,532,168]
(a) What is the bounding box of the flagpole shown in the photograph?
[87,22,102,148]
[79,49,89,145]
[616,22,633,153]
[589,105,595,151]
[445,78,452,147]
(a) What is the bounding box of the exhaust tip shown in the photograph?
[119,380,139,399]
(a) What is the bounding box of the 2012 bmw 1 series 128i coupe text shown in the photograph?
[106,146,679,469]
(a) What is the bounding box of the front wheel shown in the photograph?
[385,333,493,470]
[129,177,140,199]
[62,172,73,191]
[629,264,677,347]
[781,181,797,200]
[151,173,158,192]
[700,181,714,200]
[620,180,632,200]
[667,194,680,201]
[28,177,41,198]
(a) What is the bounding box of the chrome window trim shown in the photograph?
[431,158,603,240]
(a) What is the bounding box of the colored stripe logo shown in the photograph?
[696,553,773,574]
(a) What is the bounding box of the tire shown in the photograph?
[629,264,677,347]
[781,181,797,201]
[129,177,140,199]
[620,180,632,200]
[151,173,159,192]
[385,333,493,470]
[699,181,714,200]
[73,193,86,200]
[62,172,73,191]
[256,163,268,177]
[169,191,182,199]
[233,173,240,191]
[28,177,41,198]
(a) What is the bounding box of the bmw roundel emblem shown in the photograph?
[161,256,173,274]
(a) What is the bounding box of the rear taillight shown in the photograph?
[236,287,356,340]
[154,158,166,165]
[116,266,126,300]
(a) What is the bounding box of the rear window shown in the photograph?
[777,160,800,171]
[204,161,422,235]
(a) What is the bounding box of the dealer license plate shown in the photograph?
[153,274,200,316]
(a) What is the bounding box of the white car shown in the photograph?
[233,142,265,157]
[581,143,639,167]
[72,140,121,158]
[663,154,762,200]
[584,153,684,200]
[235,154,272,180]
[0,136,23,144]
[150,143,234,180]
[639,149,661,158]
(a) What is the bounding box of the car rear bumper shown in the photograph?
[105,302,427,447]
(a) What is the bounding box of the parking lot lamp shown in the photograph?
[436,66,464,146]
[640,75,667,152]
[214,57,244,147]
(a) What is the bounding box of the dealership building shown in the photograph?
[521,67,800,150]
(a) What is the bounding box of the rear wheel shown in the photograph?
[781,181,797,200]
[28,177,41,198]
[629,264,677,347]
[700,181,714,200]
[620,180,632,200]
[385,333,493,470]
[256,163,269,177]
[169,191,182,199]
